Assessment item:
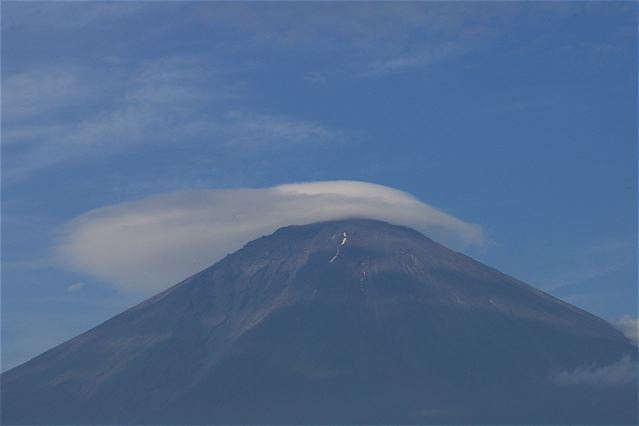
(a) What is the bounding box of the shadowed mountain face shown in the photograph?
[2,219,637,424]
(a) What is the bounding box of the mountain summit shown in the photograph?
[2,219,637,424]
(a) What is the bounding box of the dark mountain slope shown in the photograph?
[2,219,636,424]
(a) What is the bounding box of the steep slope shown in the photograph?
[2,219,637,424]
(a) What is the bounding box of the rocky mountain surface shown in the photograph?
[2,219,637,424]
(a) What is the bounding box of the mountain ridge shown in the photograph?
[2,218,636,424]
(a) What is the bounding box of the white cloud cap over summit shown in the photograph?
[58,180,485,294]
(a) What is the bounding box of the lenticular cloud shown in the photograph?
[58,180,485,294]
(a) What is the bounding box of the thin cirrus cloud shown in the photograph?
[57,180,485,294]
[1,57,220,178]
[1,67,95,122]
[2,56,339,180]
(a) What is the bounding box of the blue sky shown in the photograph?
[2,2,637,371]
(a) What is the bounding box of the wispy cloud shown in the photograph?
[215,111,342,149]
[3,2,521,83]
[2,56,340,180]
[66,282,85,293]
[5,2,625,181]
[362,42,466,77]
[1,67,96,122]
[3,2,146,31]
[613,316,639,346]
[57,180,485,294]
[2,57,215,177]
[552,354,638,386]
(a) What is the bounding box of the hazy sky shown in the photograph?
[2,2,637,371]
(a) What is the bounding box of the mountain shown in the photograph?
[2,219,637,424]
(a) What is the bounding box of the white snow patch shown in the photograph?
[360,271,367,294]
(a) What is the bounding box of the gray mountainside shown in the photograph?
[2,219,637,424]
